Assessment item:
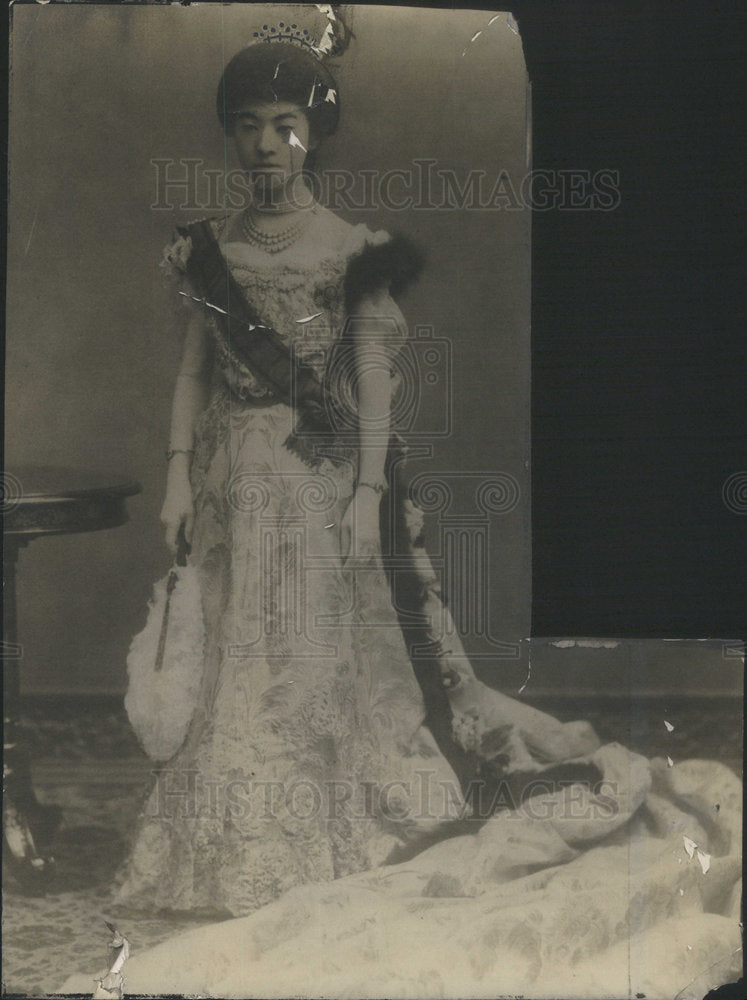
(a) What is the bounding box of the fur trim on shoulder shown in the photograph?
[344,234,425,311]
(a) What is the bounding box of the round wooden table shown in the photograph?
[2,466,141,891]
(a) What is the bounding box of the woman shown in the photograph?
[115,37,468,917]
[67,25,741,999]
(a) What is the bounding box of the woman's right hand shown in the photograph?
[160,460,195,553]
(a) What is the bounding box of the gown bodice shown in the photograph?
[161,211,407,406]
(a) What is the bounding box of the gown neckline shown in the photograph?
[214,209,386,271]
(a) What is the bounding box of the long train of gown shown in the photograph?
[63,744,742,998]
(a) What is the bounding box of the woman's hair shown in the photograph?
[217,43,340,142]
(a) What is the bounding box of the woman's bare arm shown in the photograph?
[355,338,392,489]
[161,312,211,550]
[168,312,211,448]
[340,292,397,560]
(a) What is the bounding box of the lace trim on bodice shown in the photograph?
[162,215,395,405]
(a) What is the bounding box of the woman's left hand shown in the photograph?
[340,487,381,564]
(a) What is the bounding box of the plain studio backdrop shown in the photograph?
[6,5,531,695]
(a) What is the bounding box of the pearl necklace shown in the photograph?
[241,205,317,254]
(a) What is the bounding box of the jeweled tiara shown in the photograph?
[252,5,348,59]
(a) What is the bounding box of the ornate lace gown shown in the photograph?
[114,212,465,916]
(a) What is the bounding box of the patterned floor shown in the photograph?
[2,694,742,997]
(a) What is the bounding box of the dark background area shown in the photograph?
[2,1,745,644]
[510,0,745,637]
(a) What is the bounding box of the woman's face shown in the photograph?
[233,101,314,199]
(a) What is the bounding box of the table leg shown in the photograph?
[3,536,61,891]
